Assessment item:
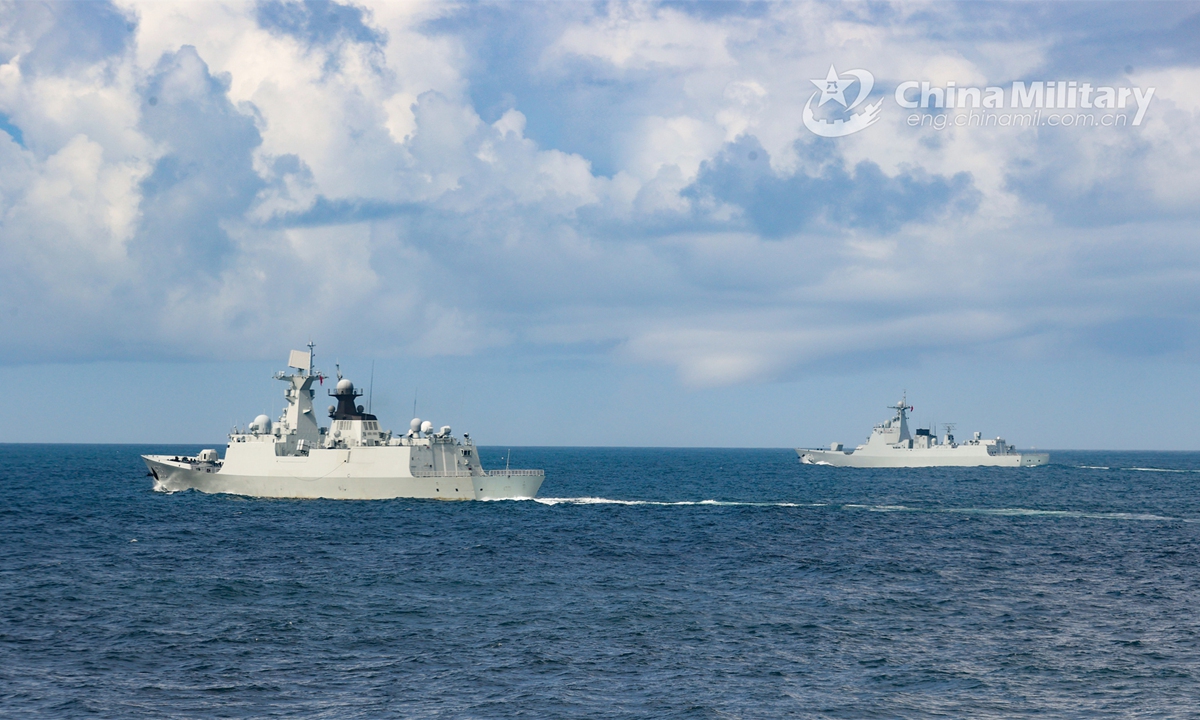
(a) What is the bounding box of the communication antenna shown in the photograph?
[368,361,375,414]
[412,387,419,419]
[506,449,511,473]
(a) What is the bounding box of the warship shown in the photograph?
[797,395,1048,468]
[143,345,544,499]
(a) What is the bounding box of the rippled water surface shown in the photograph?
[2,445,1199,718]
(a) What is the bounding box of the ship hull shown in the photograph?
[144,455,543,500]
[797,449,1049,468]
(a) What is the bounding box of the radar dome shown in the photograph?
[336,378,354,393]
[410,418,422,433]
[420,420,434,435]
[250,414,271,433]
[440,426,451,437]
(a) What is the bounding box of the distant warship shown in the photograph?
[797,395,1048,468]
[143,345,544,499]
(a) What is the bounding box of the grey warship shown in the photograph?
[143,344,544,499]
[797,395,1048,468]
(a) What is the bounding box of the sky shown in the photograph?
[1,0,1199,448]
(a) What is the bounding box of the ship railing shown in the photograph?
[486,469,544,476]
[411,470,474,478]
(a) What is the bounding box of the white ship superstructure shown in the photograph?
[797,395,1048,468]
[143,345,543,499]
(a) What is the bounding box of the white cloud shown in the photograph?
[623,115,724,183]
[0,0,1197,389]
[550,1,734,71]
[625,306,1025,386]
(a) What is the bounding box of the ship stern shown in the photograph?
[1019,452,1050,467]
[474,470,544,500]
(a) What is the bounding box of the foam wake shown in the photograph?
[841,504,1185,521]
[943,507,1182,521]
[1077,465,1200,473]
[533,497,812,508]
[529,498,1192,522]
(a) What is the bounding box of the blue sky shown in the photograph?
[1,0,1199,448]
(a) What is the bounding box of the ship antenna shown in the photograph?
[506,449,511,473]
[412,387,418,418]
[368,361,375,414]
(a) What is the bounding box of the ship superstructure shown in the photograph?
[143,345,543,499]
[797,395,1048,468]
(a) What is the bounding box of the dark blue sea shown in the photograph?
[2,445,1198,718]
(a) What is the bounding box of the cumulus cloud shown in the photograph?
[685,136,979,237]
[0,0,1197,386]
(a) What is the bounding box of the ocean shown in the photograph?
[2,445,1198,718]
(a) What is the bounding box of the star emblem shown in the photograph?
[810,65,849,107]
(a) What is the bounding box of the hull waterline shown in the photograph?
[144,455,543,500]
[797,448,1049,468]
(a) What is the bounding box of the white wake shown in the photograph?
[526,498,1191,522]
[533,497,811,508]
